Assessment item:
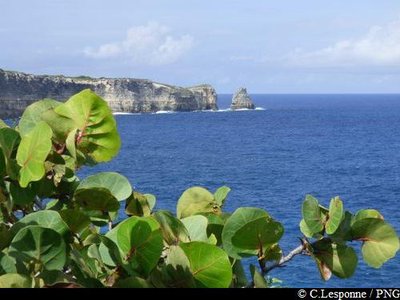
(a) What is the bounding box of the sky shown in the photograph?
[1,0,400,93]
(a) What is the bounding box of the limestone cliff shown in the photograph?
[0,69,218,118]
[231,87,255,110]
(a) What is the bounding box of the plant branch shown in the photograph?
[262,240,307,275]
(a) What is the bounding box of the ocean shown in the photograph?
[84,94,400,287]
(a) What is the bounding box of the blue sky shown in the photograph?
[1,0,400,93]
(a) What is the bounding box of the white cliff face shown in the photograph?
[231,87,255,110]
[0,69,218,118]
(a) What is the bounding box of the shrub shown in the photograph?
[0,90,398,288]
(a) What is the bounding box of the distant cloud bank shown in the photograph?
[287,18,400,67]
[84,22,194,65]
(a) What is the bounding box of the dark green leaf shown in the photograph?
[9,226,67,271]
[222,207,283,259]
[74,187,120,212]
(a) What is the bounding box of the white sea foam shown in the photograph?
[255,107,266,110]
[154,110,175,114]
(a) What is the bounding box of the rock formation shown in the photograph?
[230,87,255,110]
[0,69,218,118]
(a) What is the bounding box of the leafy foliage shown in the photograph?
[0,90,398,288]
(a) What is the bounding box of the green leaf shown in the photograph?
[18,99,62,136]
[222,207,284,259]
[0,223,12,250]
[0,127,21,179]
[52,89,121,163]
[59,209,91,234]
[232,260,248,287]
[181,215,209,242]
[0,253,17,274]
[250,264,268,288]
[351,218,399,268]
[325,196,344,235]
[144,194,156,211]
[214,186,231,206]
[156,245,196,288]
[77,172,132,201]
[116,217,163,275]
[300,219,316,238]
[97,235,123,267]
[10,210,70,242]
[0,128,20,159]
[352,209,384,225]
[7,181,36,206]
[329,211,353,242]
[125,191,152,217]
[0,273,32,288]
[312,239,357,279]
[201,212,228,246]
[177,186,220,219]
[302,195,324,234]
[74,187,120,212]
[153,210,190,245]
[0,148,5,175]
[264,243,282,263]
[16,121,53,187]
[115,276,151,288]
[9,226,67,271]
[180,241,232,288]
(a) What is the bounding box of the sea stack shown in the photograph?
[231,87,255,110]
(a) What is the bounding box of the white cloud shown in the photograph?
[84,22,194,65]
[287,18,400,67]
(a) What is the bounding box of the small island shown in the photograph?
[230,87,255,110]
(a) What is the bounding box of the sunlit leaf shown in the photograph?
[180,241,232,288]
[16,121,53,187]
[177,186,220,219]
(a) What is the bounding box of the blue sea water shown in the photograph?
[87,94,400,288]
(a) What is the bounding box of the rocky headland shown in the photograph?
[230,87,255,110]
[0,69,218,118]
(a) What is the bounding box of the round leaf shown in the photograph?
[74,187,120,212]
[312,239,358,279]
[52,89,121,163]
[11,210,70,241]
[180,241,232,288]
[352,209,384,225]
[77,172,132,201]
[177,186,220,219]
[116,217,163,275]
[222,207,284,259]
[9,226,67,271]
[351,218,399,268]
[18,99,62,136]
